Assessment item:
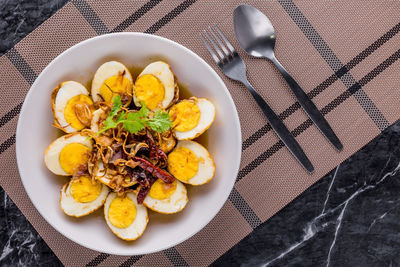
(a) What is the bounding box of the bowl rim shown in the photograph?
[16,32,242,255]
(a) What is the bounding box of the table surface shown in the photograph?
[1,1,400,266]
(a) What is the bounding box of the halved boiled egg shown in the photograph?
[44,132,92,176]
[60,175,109,217]
[168,140,215,185]
[51,81,94,133]
[133,61,177,110]
[142,179,188,214]
[169,97,215,140]
[104,192,148,241]
[91,61,133,105]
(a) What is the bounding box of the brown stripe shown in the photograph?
[242,21,400,151]
[358,49,400,86]
[85,253,110,267]
[237,48,400,182]
[72,0,109,35]
[0,103,22,128]
[164,247,189,267]
[111,0,164,32]
[0,134,15,154]
[5,48,37,85]
[229,188,262,229]
[119,255,143,267]
[144,0,196,34]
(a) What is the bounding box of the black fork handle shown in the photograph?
[242,79,314,173]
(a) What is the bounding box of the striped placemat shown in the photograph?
[0,0,399,266]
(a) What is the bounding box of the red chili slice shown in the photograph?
[133,156,174,183]
[137,186,150,204]
[136,172,157,204]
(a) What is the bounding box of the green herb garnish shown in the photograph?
[146,110,173,133]
[97,95,172,135]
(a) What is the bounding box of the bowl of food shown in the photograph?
[16,32,241,255]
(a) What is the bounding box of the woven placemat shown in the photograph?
[1,0,399,266]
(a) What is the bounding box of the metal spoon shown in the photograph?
[233,4,343,151]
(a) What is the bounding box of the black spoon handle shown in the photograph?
[270,55,343,151]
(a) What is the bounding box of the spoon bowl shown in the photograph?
[233,4,276,59]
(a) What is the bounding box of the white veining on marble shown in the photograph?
[262,165,341,267]
[326,201,347,267]
[367,200,400,233]
[322,165,340,214]
[261,159,400,267]
[325,158,400,266]
[0,231,14,261]
[325,159,400,267]
[1,188,42,266]
[367,212,387,232]
[261,226,314,267]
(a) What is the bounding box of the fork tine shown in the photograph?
[214,24,236,54]
[203,30,225,61]
[209,26,230,57]
[200,33,220,65]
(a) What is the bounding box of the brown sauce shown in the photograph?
[84,80,92,92]
[128,66,143,80]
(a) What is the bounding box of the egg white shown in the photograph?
[133,61,176,109]
[171,140,215,185]
[174,98,215,140]
[91,61,133,102]
[104,192,148,241]
[60,179,109,217]
[90,108,106,133]
[44,133,93,176]
[53,81,90,133]
[143,180,188,214]
[94,161,112,187]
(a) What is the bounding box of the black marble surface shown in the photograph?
[1,1,400,266]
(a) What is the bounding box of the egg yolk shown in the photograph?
[64,95,94,130]
[134,74,165,110]
[148,179,177,200]
[169,101,200,132]
[100,75,132,103]
[70,176,102,203]
[168,147,199,181]
[108,196,137,229]
[59,143,91,174]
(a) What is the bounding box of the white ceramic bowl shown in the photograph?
[16,33,241,255]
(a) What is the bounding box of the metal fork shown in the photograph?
[201,25,314,173]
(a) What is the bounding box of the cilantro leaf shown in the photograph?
[109,95,122,118]
[96,98,172,135]
[123,112,145,133]
[96,96,123,135]
[103,117,118,128]
[96,117,118,135]
[146,110,173,133]
[136,102,149,118]
[116,110,126,122]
